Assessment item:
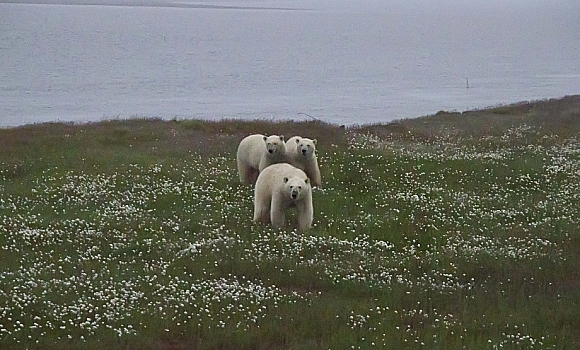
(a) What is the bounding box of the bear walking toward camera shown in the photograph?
[253,163,313,231]
[236,134,286,185]
[285,136,322,187]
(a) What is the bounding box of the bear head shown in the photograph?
[263,135,285,155]
[284,176,310,200]
[293,137,317,158]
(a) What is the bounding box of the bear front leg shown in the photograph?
[296,201,313,231]
[271,210,285,229]
[270,195,286,229]
[238,162,248,183]
[307,164,322,188]
[253,197,271,224]
[253,207,270,224]
[248,168,259,185]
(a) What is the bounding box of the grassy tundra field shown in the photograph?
[1,95,580,349]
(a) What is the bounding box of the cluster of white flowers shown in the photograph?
[1,122,578,347]
[0,159,304,344]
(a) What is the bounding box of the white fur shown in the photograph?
[285,136,322,187]
[253,163,313,231]
[236,134,286,185]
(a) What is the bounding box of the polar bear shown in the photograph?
[285,136,322,187]
[236,134,286,185]
[253,163,313,231]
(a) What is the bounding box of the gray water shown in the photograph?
[1,0,579,127]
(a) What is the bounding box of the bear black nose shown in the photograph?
[269,149,274,154]
[301,149,307,155]
[291,193,298,199]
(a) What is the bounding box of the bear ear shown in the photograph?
[279,135,284,141]
[263,136,268,142]
[305,178,310,184]
[284,177,289,183]
[312,139,317,145]
[295,138,300,144]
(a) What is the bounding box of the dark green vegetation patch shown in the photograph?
[1,96,580,349]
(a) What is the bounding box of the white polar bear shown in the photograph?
[285,136,322,187]
[253,163,313,231]
[236,134,286,185]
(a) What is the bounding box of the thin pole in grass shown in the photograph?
[466,77,469,89]
[297,112,323,122]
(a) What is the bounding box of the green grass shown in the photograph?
[1,96,580,349]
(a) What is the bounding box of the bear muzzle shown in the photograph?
[291,189,300,199]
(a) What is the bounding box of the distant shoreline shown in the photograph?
[2,95,578,130]
[3,95,579,130]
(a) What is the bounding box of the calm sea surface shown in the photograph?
[1,0,579,127]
